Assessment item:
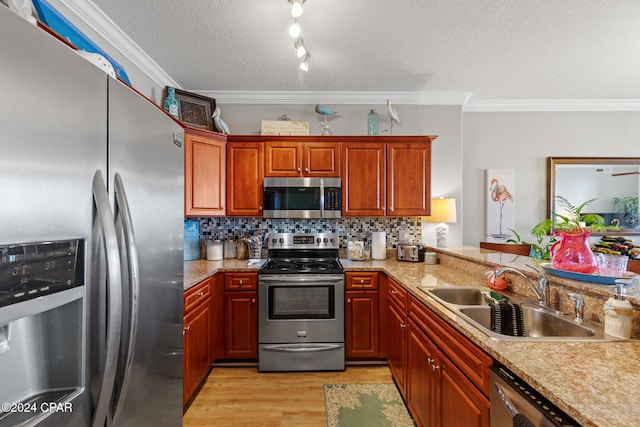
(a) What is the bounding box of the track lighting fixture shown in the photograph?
[288,22,301,38]
[289,0,304,18]
[299,54,310,72]
[286,0,310,71]
[294,38,307,57]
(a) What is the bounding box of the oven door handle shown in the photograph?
[259,276,344,284]
[261,343,343,353]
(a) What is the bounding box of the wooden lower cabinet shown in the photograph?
[183,279,212,405]
[223,272,258,359]
[405,294,491,427]
[386,278,408,396]
[345,290,380,359]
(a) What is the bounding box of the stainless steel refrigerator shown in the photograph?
[0,6,184,427]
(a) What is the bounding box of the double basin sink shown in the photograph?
[421,286,612,341]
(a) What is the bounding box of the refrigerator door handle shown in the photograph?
[111,173,140,424]
[91,170,123,427]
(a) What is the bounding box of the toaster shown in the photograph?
[396,243,426,262]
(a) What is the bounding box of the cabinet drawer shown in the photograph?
[224,272,257,290]
[346,272,378,290]
[387,278,407,311]
[184,278,211,313]
[408,295,492,396]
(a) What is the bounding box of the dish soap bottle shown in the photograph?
[604,284,633,339]
[164,87,179,120]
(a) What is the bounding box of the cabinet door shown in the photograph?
[438,349,490,427]
[226,142,264,216]
[345,290,380,359]
[303,142,340,177]
[184,132,226,216]
[265,141,301,177]
[387,298,407,396]
[341,142,386,216]
[387,142,431,216]
[407,319,438,427]
[224,291,258,359]
[183,298,211,405]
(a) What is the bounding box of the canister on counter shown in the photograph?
[224,240,237,259]
[425,252,438,265]
[206,240,223,260]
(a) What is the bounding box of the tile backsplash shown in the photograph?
[189,217,424,248]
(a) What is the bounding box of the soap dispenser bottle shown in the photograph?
[604,284,633,339]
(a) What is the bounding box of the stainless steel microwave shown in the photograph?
[263,177,341,218]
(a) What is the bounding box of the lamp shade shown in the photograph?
[427,198,457,223]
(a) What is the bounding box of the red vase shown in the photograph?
[550,229,597,274]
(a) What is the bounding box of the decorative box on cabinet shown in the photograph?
[183,278,212,405]
[345,272,380,359]
[265,140,340,177]
[223,272,258,359]
[184,128,226,216]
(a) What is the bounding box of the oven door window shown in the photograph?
[263,187,321,211]
[268,285,334,319]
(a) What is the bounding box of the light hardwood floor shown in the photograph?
[183,365,393,427]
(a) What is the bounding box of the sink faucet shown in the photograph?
[493,265,551,309]
[567,292,584,324]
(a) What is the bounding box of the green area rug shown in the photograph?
[324,384,415,427]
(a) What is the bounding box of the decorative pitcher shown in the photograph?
[550,229,598,274]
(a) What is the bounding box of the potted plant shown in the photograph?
[530,196,617,271]
[612,195,639,228]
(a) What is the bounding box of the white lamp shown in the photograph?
[427,198,457,248]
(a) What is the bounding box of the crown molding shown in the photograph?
[59,0,179,88]
[195,91,472,105]
[463,99,640,112]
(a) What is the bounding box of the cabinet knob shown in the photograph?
[251,298,256,304]
[305,168,309,173]
[198,291,204,297]
[360,279,364,284]
[431,364,440,372]
[400,323,406,328]
[297,167,301,172]
[239,279,243,285]
[391,290,397,294]
[427,357,434,365]
[347,298,351,303]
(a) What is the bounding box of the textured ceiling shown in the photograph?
[89,0,640,100]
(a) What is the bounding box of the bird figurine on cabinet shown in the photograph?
[212,107,230,135]
[383,99,400,135]
[315,104,337,136]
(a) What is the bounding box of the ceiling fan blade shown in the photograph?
[612,171,640,176]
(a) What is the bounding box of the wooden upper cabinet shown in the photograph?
[226,142,264,216]
[265,141,340,177]
[341,142,386,216]
[386,142,431,216]
[184,129,226,216]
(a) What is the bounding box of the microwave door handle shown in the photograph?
[320,178,325,218]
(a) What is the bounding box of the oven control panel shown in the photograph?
[267,233,339,249]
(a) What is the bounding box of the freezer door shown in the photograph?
[106,78,184,427]
[0,7,107,427]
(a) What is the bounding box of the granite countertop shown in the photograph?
[184,248,640,426]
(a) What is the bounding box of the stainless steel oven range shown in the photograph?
[258,232,345,372]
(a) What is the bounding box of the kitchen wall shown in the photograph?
[462,110,640,246]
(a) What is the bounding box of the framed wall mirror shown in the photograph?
[547,157,640,235]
